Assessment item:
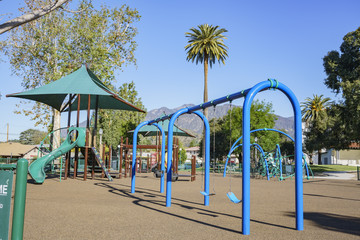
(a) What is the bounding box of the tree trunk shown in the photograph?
[53,108,61,149]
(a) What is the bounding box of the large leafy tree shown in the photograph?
[1,0,140,146]
[323,27,360,145]
[19,128,47,145]
[301,94,332,164]
[200,100,280,164]
[98,82,146,147]
[185,24,228,118]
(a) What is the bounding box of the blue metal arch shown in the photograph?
[131,79,303,236]
[166,109,210,207]
[131,121,166,193]
[241,80,303,234]
[224,128,295,174]
[223,143,270,180]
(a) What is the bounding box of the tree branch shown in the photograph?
[0,0,70,35]
[60,0,92,13]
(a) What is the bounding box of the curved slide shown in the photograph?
[29,127,86,184]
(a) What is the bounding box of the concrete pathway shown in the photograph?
[314,171,357,180]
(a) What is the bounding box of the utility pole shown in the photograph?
[6,123,9,142]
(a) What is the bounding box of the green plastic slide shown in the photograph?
[28,127,86,184]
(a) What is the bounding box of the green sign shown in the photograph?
[0,170,14,240]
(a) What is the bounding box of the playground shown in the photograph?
[20,172,359,239]
[1,68,359,239]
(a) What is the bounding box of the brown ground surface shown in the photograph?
[14,172,360,240]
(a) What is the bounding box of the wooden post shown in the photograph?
[191,155,196,182]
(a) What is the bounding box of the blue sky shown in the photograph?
[0,0,359,141]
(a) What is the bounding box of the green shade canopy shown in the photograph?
[6,65,145,113]
[130,119,195,137]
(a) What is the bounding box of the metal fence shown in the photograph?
[0,158,18,164]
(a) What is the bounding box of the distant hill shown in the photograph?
[145,104,294,138]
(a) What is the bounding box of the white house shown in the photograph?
[317,143,360,166]
[303,122,360,166]
[185,146,199,159]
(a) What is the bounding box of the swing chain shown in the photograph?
[229,101,233,192]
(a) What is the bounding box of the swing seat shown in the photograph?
[227,192,241,204]
[200,191,215,196]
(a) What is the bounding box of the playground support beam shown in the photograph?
[242,80,303,235]
[131,122,166,193]
[11,158,28,240]
[166,109,210,207]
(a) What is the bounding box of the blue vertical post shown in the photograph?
[131,121,149,193]
[166,108,188,207]
[242,91,253,235]
[151,123,166,193]
[292,94,304,231]
[274,81,304,231]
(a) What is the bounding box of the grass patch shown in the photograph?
[310,164,358,172]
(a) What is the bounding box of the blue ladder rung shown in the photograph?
[200,191,209,196]
[227,192,241,204]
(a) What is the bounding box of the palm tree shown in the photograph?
[301,94,331,122]
[301,94,331,164]
[185,24,228,118]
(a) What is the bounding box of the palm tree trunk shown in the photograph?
[203,55,209,117]
[202,56,209,167]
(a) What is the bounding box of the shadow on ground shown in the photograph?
[94,182,298,235]
[287,212,360,236]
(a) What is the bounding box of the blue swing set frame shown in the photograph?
[131,79,304,235]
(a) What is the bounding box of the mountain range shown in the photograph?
[145,104,294,138]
